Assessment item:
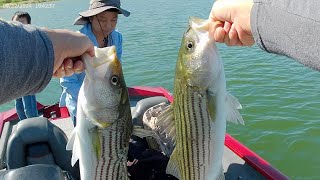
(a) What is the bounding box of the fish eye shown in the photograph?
[186,40,194,50]
[110,75,119,86]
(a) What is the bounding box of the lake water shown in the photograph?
[1,0,320,179]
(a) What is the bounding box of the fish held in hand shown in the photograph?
[135,17,244,180]
[66,46,132,180]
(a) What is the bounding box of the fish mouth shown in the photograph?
[88,46,122,75]
[92,46,118,67]
[189,16,209,31]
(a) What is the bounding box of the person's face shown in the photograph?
[90,10,118,36]
[12,16,29,25]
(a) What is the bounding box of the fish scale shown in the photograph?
[94,123,131,180]
[66,46,133,180]
[174,83,214,180]
[132,17,243,180]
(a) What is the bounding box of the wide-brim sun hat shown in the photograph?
[74,0,130,25]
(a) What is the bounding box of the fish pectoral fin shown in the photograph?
[66,129,75,151]
[207,91,217,121]
[226,92,244,125]
[91,128,101,158]
[66,129,80,166]
[166,148,180,179]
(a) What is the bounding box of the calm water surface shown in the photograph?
[1,0,320,179]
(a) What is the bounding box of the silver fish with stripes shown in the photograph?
[140,17,244,180]
[66,46,132,180]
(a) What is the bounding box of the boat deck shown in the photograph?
[0,93,270,179]
[50,116,265,180]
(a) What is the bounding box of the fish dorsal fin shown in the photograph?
[154,104,176,143]
[132,104,176,142]
[132,103,176,156]
[132,126,156,138]
[226,92,244,125]
[166,148,181,179]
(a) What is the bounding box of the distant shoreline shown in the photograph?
[0,0,56,9]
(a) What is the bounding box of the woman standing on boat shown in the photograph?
[59,0,130,126]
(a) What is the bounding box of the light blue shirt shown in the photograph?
[59,23,123,118]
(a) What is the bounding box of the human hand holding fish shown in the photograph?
[209,0,254,46]
[43,28,95,78]
[53,57,84,77]
[133,17,244,180]
[66,46,132,180]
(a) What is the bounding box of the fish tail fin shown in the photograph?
[226,92,244,125]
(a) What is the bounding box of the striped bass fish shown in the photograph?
[66,46,132,180]
[140,17,244,180]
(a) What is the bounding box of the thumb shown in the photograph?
[86,45,95,57]
[209,0,233,23]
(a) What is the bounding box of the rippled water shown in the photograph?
[1,0,320,179]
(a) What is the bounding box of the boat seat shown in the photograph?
[0,169,8,179]
[6,117,79,179]
[132,96,169,126]
[2,164,71,180]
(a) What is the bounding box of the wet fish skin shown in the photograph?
[66,46,132,180]
[158,17,243,180]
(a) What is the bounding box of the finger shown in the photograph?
[53,65,65,78]
[214,27,226,43]
[235,24,255,46]
[87,45,95,57]
[208,20,224,39]
[64,59,74,77]
[230,24,246,46]
[223,21,232,34]
[82,39,95,57]
[73,60,85,74]
[223,33,231,46]
[52,72,58,78]
[228,23,240,46]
